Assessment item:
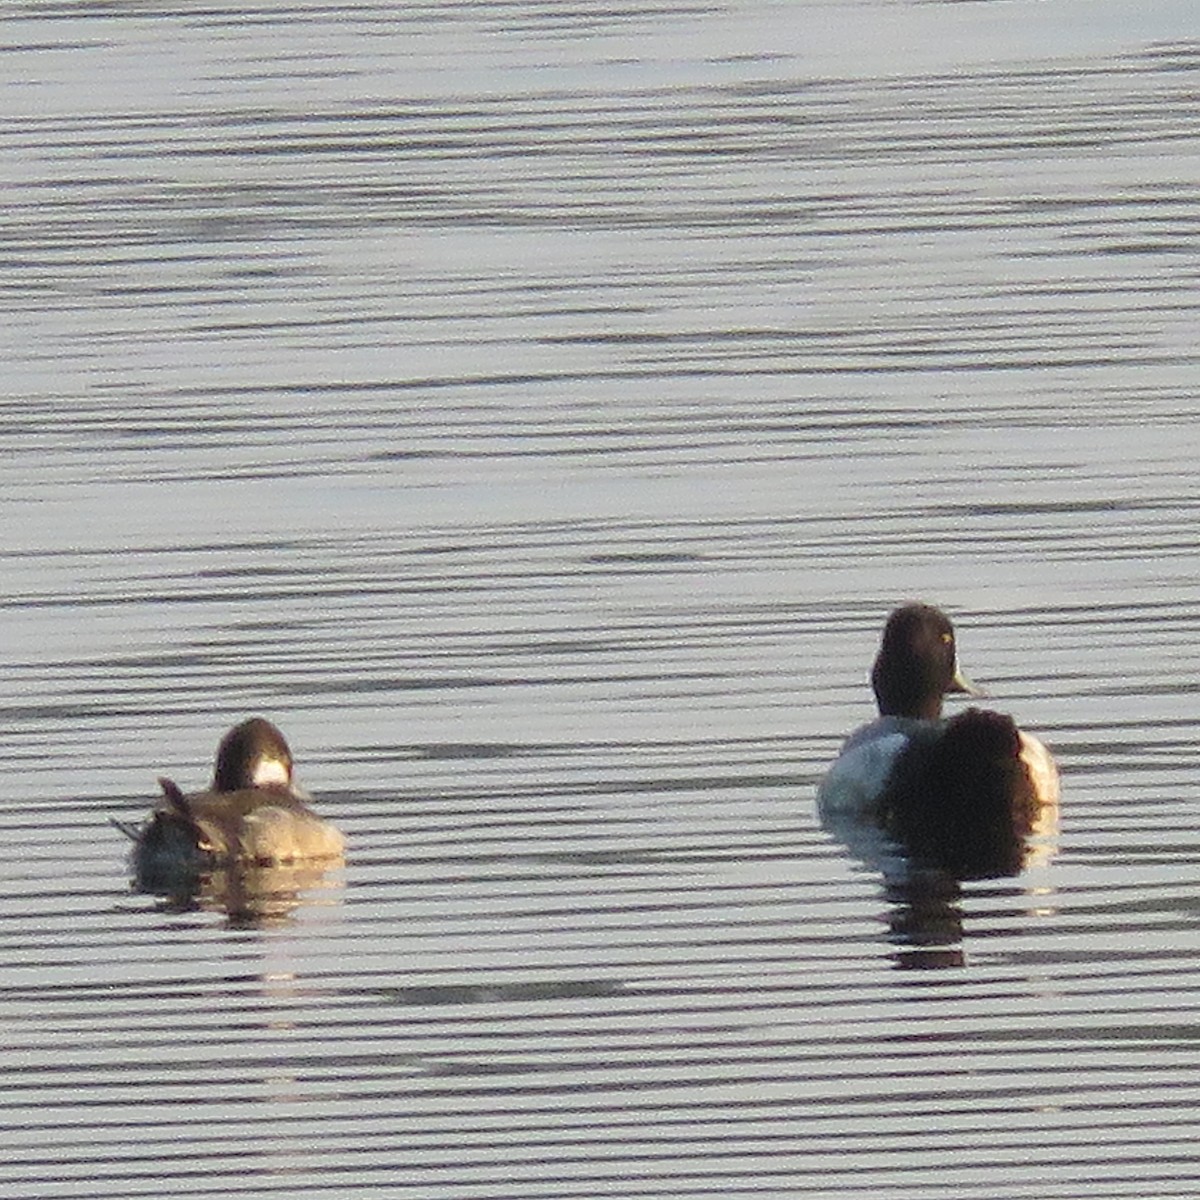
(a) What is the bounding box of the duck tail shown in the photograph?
[127,779,216,866]
[110,817,144,842]
[112,780,192,845]
[158,777,193,819]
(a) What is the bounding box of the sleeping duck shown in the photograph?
[115,717,345,887]
[818,604,1059,877]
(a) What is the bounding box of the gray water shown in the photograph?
[3,1,1200,1196]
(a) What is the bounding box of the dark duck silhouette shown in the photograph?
[818,604,1058,878]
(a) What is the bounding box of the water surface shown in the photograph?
[3,2,1200,1197]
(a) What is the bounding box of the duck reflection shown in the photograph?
[137,858,344,928]
[820,780,1059,969]
[884,870,968,970]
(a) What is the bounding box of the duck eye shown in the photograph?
[941,633,953,644]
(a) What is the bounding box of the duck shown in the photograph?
[818,604,1059,877]
[114,717,345,884]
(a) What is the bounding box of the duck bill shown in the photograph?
[949,665,988,698]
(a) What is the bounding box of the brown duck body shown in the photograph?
[152,778,345,863]
[120,718,344,885]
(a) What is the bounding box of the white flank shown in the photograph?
[1019,732,1061,806]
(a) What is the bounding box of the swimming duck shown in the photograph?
[115,717,345,884]
[818,604,1059,876]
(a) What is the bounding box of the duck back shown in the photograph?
[881,708,1042,879]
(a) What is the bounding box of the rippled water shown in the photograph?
[4,1,1200,1196]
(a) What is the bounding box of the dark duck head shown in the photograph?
[871,603,984,719]
[211,717,296,792]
